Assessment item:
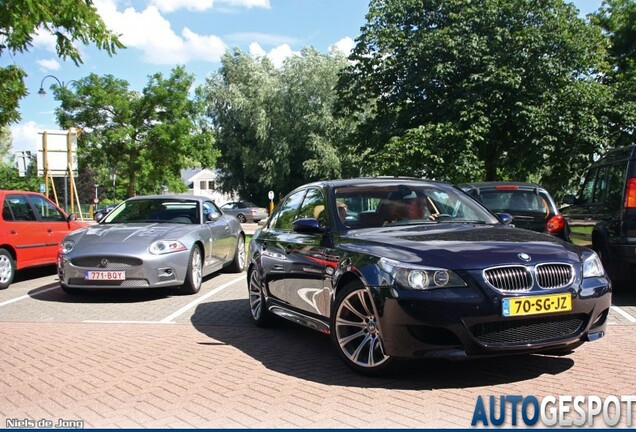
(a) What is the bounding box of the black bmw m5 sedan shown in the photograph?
[246,178,611,375]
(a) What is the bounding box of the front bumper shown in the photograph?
[58,245,191,289]
[375,276,611,359]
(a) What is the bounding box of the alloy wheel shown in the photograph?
[334,288,390,369]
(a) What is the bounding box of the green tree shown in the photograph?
[593,0,636,148]
[55,66,216,198]
[0,0,124,126]
[203,47,357,204]
[337,0,610,194]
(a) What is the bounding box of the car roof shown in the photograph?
[299,177,451,190]
[458,181,549,193]
[125,194,209,203]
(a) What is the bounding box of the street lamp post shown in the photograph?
[38,75,78,96]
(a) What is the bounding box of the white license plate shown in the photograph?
[84,271,126,281]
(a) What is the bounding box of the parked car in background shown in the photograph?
[57,195,245,295]
[93,205,116,222]
[220,201,268,223]
[459,182,570,242]
[561,145,636,283]
[0,190,88,289]
[247,178,611,375]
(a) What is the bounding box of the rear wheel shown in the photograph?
[0,248,15,289]
[225,235,246,273]
[181,245,203,294]
[331,281,394,375]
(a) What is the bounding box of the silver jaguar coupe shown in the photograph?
[57,195,245,295]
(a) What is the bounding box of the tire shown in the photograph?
[331,281,394,375]
[0,248,15,290]
[181,245,203,294]
[237,214,247,223]
[248,268,273,327]
[225,235,246,273]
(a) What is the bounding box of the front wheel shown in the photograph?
[0,248,15,289]
[181,245,203,294]
[237,214,247,223]
[248,268,272,327]
[330,281,394,375]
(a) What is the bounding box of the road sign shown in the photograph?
[268,190,274,200]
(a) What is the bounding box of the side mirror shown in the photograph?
[496,213,514,225]
[562,194,576,205]
[292,218,327,234]
[94,212,104,222]
[68,213,77,222]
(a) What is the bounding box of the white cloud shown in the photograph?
[227,32,298,47]
[94,0,227,64]
[218,0,270,9]
[31,30,57,53]
[248,42,298,68]
[330,37,355,56]
[151,0,213,13]
[36,58,61,72]
[10,122,41,153]
[150,0,269,13]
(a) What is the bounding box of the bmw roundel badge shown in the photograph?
[518,253,531,262]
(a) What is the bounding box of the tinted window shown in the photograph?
[476,190,551,215]
[27,195,65,221]
[4,195,37,221]
[203,201,221,221]
[592,166,608,204]
[606,162,627,211]
[579,168,598,204]
[270,190,306,230]
[297,188,327,225]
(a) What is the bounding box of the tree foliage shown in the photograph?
[0,0,124,126]
[593,0,636,148]
[337,0,611,195]
[55,66,216,198]
[203,47,358,204]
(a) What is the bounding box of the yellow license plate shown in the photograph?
[502,293,572,317]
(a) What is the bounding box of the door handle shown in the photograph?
[10,230,16,234]
[47,228,52,232]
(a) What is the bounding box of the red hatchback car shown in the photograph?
[0,190,88,289]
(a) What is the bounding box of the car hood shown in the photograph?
[67,223,195,246]
[340,224,585,269]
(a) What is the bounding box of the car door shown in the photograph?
[258,189,307,304]
[202,201,234,267]
[26,194,75,256]
[283,187,333,317]
[2,193,52,269]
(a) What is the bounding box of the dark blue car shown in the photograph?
[247,178,611,375]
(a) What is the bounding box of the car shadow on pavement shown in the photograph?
[12,264,58,284]
[191,299,575,390]
[612,284,636,307]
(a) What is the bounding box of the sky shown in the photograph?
[5,0,603,155]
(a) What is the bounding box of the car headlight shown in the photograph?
[379,257,467,290]
[583,252,605,278]
[149,240,187,255]
[60,240,75,254]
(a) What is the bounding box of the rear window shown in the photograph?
[475,190,552,215]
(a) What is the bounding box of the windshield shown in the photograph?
[103,198,200,224]
[333,182,499,230]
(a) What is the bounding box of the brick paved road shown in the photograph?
[1,267,635,428]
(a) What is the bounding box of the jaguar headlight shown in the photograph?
[380,258,466,290]
[60,240,75,254]
[583,252,605,278]
[149,240,187,255]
